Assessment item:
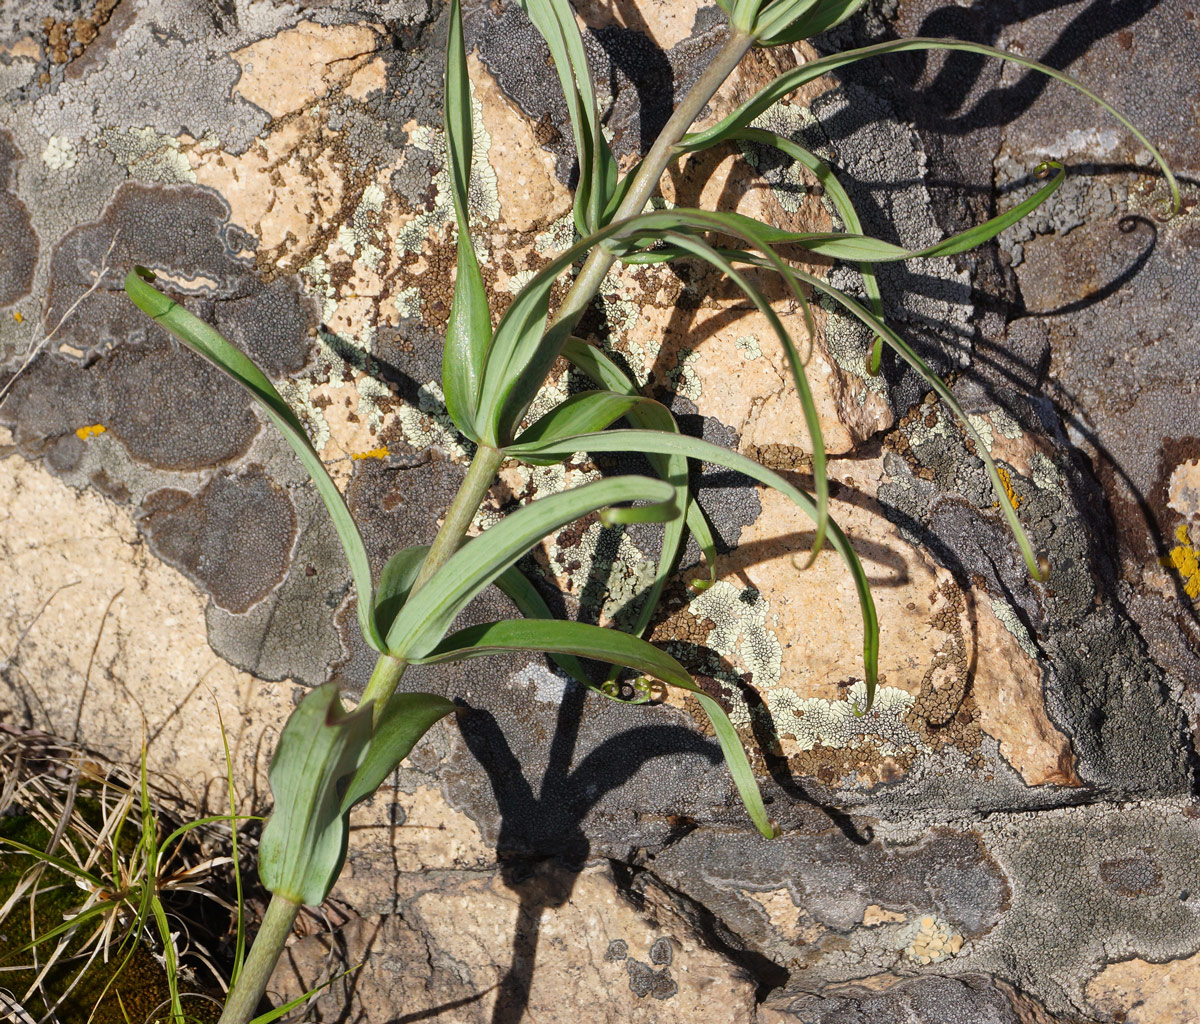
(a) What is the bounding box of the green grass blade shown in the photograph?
[442,0,491,442]
[340,693,458,812]
[216,704,246,987]
[383,474,677,659]
[505,427,880,705]
[413,618,776,838]
[123,268,386,652]
[682,38,1179,214]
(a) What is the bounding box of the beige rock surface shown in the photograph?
[1085,952,1200,1023]
[271,861,758,1023]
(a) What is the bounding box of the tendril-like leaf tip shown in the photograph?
[134,265,155,282]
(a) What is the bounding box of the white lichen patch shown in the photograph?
[534,213,576,256]
[903,914,964,965]
[300,255,338,323]
[966,413,994,451]
[1032,452,1061,491]
[41,135,77,170]
[396,90,498,258]
[509,662,571,704]
[734,334,762,360]
[99,126,196,183]
[990,599,1039,660]
[765,681,917,753]
[395,381,470,462]
[276,375,333,455]
[542,520,660,631]
[689,582,783,715]
[393,285,422,320]
[338,182,388,270]
[741,102,823,215]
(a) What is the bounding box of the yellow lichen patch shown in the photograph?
[904,915,963,965]
[12,311,23,323]
[74,423,106,440]
[1165,523,1200,599]
[994,465,1022,510]
[350,447,389,461]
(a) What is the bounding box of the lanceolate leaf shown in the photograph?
[561,336,718,591]
[512,390,659,465]
[340,692,459,811]
[682,162,1066,263]
[383,474,678,659]
[517,0,617,232]
[683,38,1179,214]
[442,0,492,441]
[413,618,776,838]
[258,685,372,906]
[123,268,387,653]
[505,428,880,706]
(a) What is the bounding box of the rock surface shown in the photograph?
[1,0,1198,1021]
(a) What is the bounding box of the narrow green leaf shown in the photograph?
[123,268,386,652]
[340,692,458,811]
[505,427,880,706]
[680,126,886,367]
[442,0,492,441]
[651,227,830,565]
[493,563,592,685]
[512,390,657,465]
[258,684,372,906]
[559,340,715,592]
[375,544,432,638]
[715,248,1048,582]
[559,337,706,620]
[754,0,865,44]
[517,0,615,232]
[413,618,776,838]
[384,474,677,659]
[683,38,1179,214]
[693,162,1065,263]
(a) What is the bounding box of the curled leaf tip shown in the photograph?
[133,265,156,282]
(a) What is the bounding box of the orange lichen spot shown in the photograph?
[350,447,389,461]
[12,311,23,323]
[994,466,1022,510]
[74,423,107,440]
[1166,523,1200,600]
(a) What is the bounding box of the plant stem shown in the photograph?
[359,443,506,724]
[218,893,300,1024]
[552,29,755,336]
[356,30,753,719]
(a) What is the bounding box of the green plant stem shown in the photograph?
[359,443,506,724]
[355,30,754,722]
[218,893,300,1024]
[556,29,755,334]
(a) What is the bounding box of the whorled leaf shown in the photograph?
[383,474,678,660]
[504,427,880,707]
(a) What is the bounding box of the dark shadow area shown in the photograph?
[454,679,780,1024]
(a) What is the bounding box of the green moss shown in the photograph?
[0,814,220,1024]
